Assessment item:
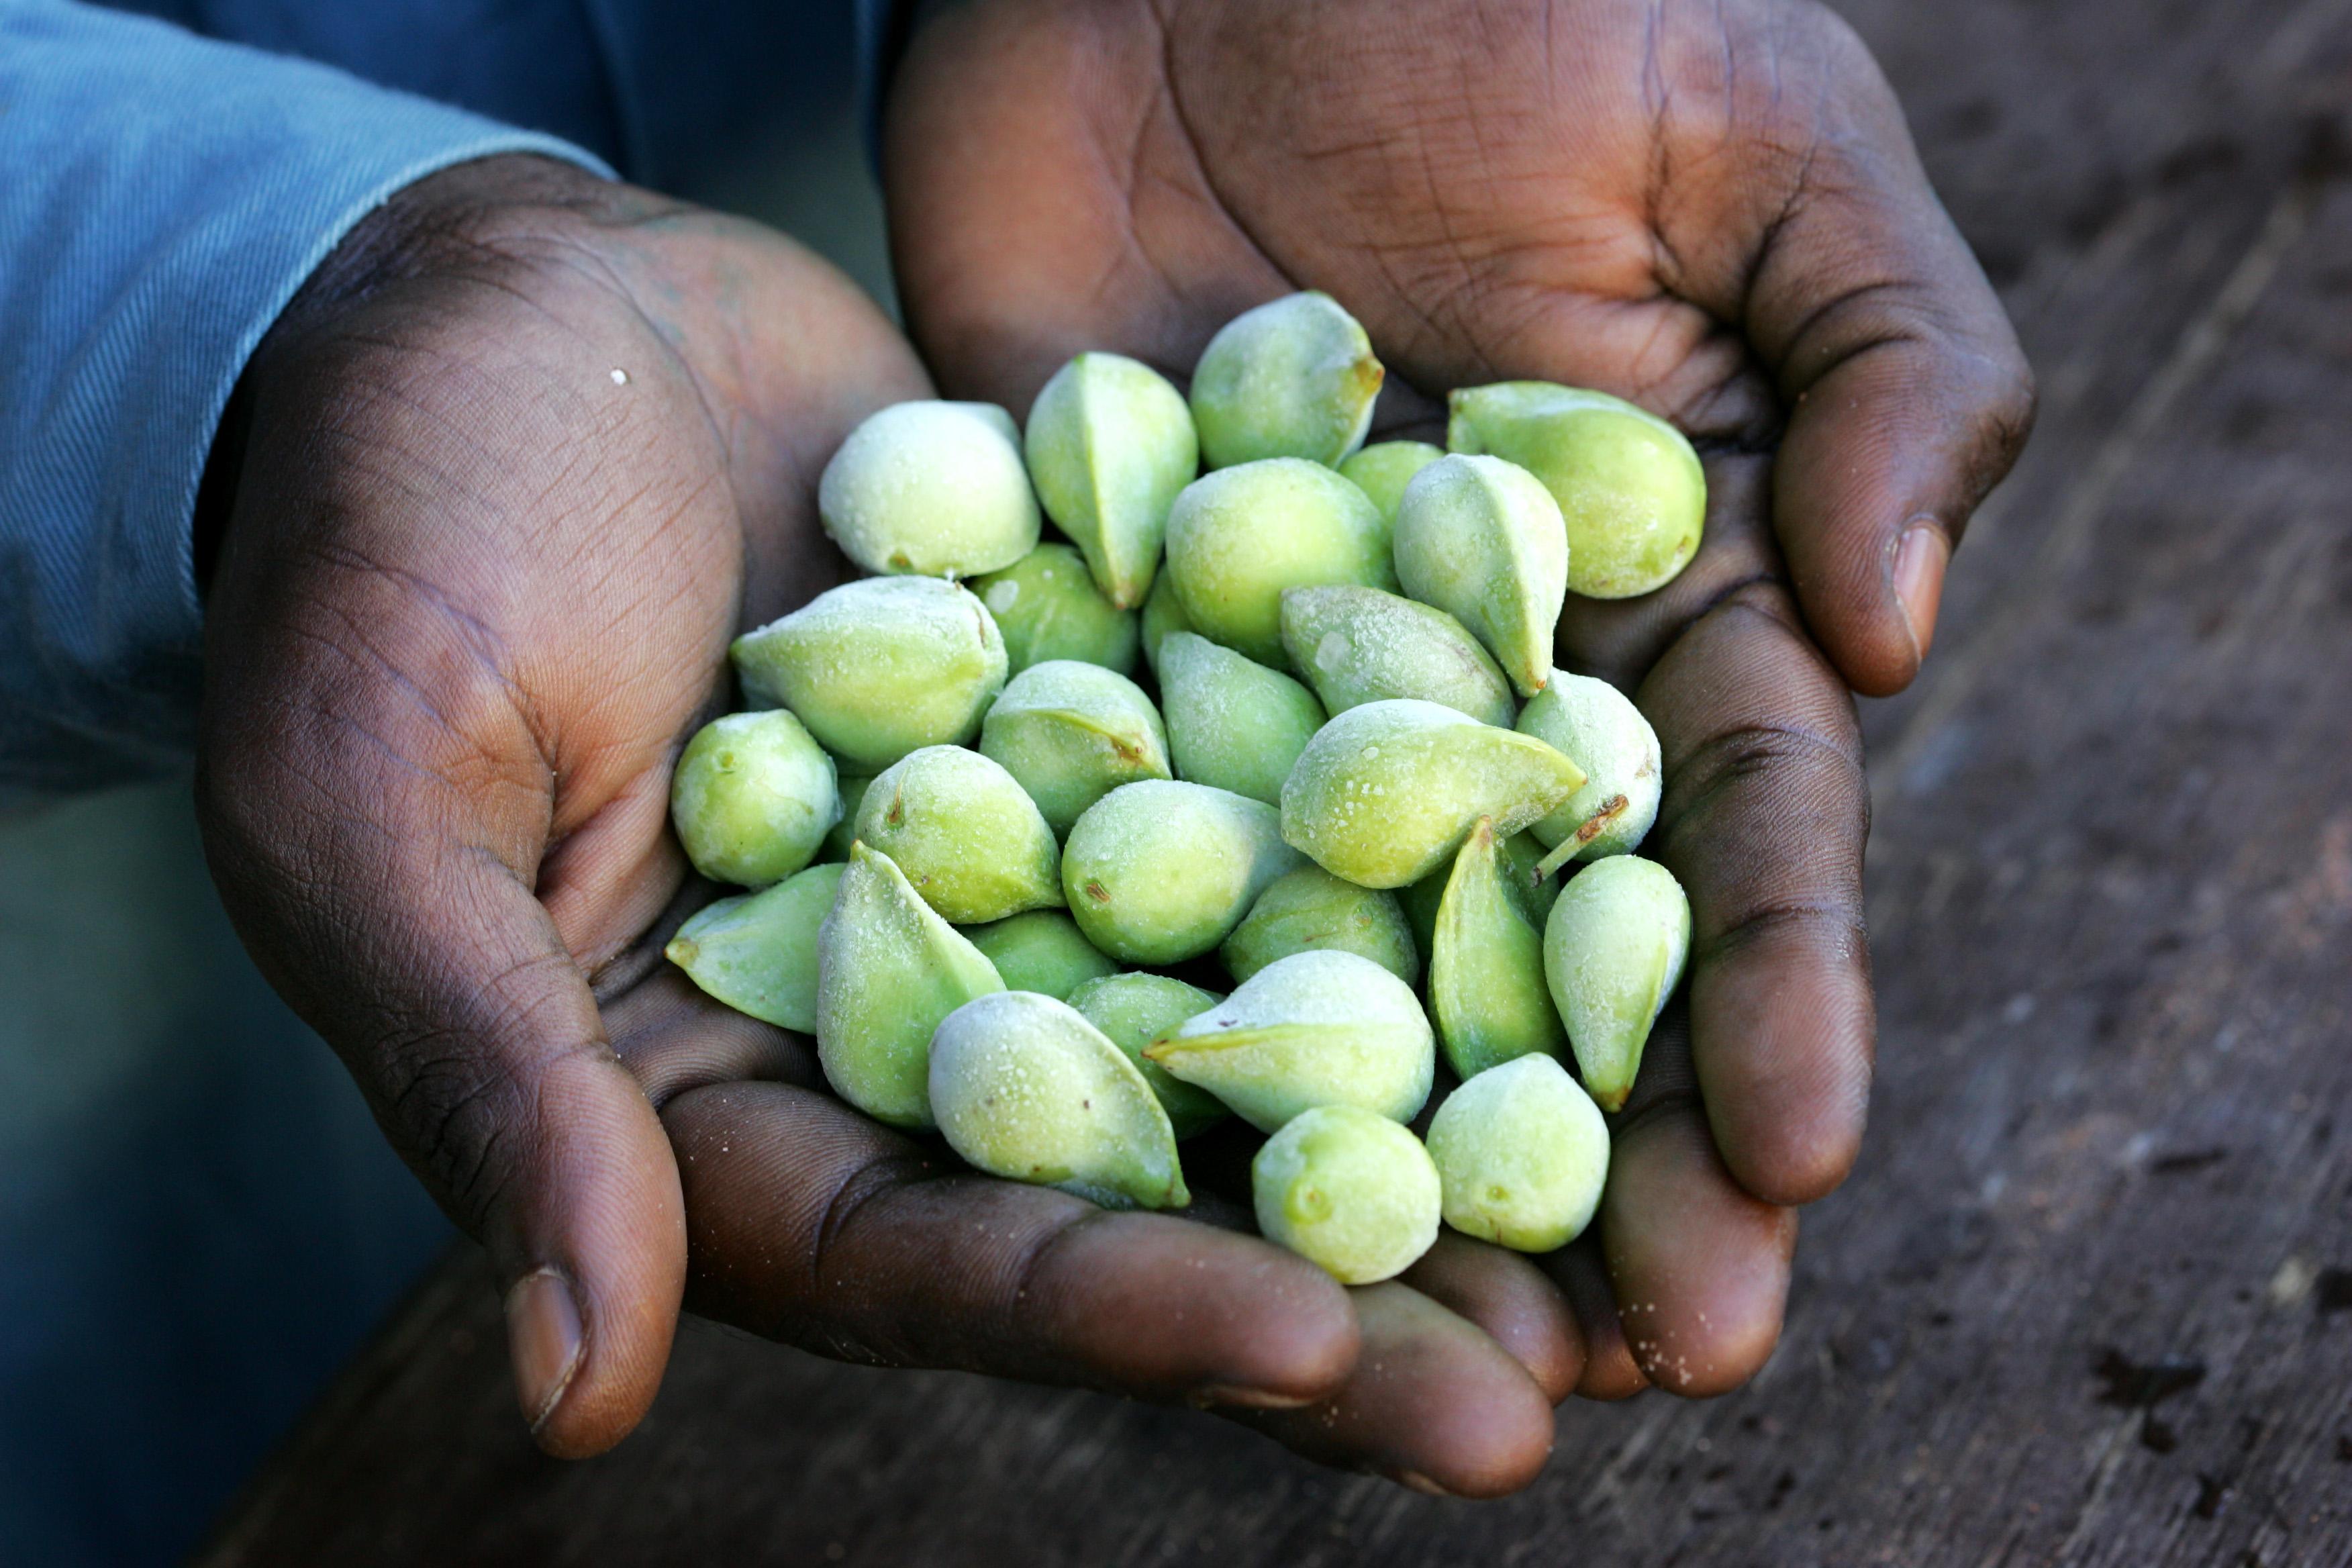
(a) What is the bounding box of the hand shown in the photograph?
[885,0,2033,1461]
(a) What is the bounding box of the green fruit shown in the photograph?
[854,746,1061,924]
[1278,584,1516,726]
[1542,855,1691,1112]
[959,910,1119,1001]
[819,400,1038,577]
[1065,972,1230,1139]
[732,576,1008,771]
[1163,458,1396,667]
[970,543,1141,675]
[978,660,1171,835]
[1023,352,1198,607]
[1061,780,1304,964]
[1448,381,1706,600]
[1220,865,1417,987]
[1156,631,1326,807]
[1189,292,1385,469]
[1393,453,1568,698]
[1338,440,1444,525]
[1428,818,1567,1079]
[930,991,1188,1210]
[1138,569,1195,679]
[1426,1054,1608,1252]
[820,773,873,862]
[1402,828,1561,955]
[669,709,839,887]
[1144,950,1433,1132]
[1251,1104,1440,1284]
[1516,670,1662,869]
[664,862,845,1033]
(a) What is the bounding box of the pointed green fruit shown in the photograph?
[959,910,1118,1001]
[732,577,1008,771]
[970,543,1140,675]
[1542,855,1690,1112]
[1023,352,1198,607]
[820,773,873,863]
[816,844,1005,1126]
[1221,865,1417,987]
[1516,670,1662,866]
[819,400,1039,577]
[1189,292,1385,469]
[1279,699,1585,889]
[1251,1104,1440,1284]
[1138,569,1195,679]
[1144,950,1433,1132]
[1163,458,1396,667]
[1338,440,1444,525]
[1279,584,1516,726]
[1402,829,1559,953]
[1426,1054,1609,1252]
[978,660,1170,834]
[1066,972,1230,1140]
[669,709,839,887]
[665,862,846,1033]
[930,991,1188,1210]
[1429,819,1568,1079]
[1393,453,1568,698]
[854,746,1061,924]
[1448,381,1706,599]
[1061,780,1304,964]
[1157,632,1326,807]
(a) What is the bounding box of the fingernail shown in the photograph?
[1191,1383,1317,1412]
[504,1267,584,1432]
[1383,1468,1460,1499]
[1892,522,1949,665]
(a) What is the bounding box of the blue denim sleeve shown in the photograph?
[0,0,613,802]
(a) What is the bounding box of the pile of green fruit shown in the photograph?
[665,292,1705,1285]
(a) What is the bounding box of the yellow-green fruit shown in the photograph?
[1449,381,1706,599]
[669,709,839,887]
[1145,950,1433,1132]
[854,746,1061,924]
[819,400,1038,577]
[1279,699,1585,889]
[816,844,1004,1127]
[1156,632,1326,807]
[1426,1054,1608,1252]
[732,576,1008,771]
[970,543,1141,676]
[1189,291,1385,469]
[1220,865,1417,987]
[1393,453,1568,698]
[820,773,873,862]
[1516,670,1662,868]
[1163,458,1396,667]
[1338,440,1444,525]
[665,862,845,1033]
[1023,352,1198,607]
[1542,855,1691,1112]
[1066,972,1230,1140]
[959,910,1118,1001]
[1061,780,1304,964]
[978,660,1170,835]
[1402,829,1558,953]
[930,991,1188,1210]
[1251,1104,1440,1284]
[1429,819,1567,1079]
[1279,584,1516,726]
[1138,570,1195,679]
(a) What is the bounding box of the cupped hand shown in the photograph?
[885,0,2033,1443]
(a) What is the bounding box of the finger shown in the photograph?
[1538,1239,1649,1401]
[1398,1233,1583,1404]
[662,1083,1359,1408]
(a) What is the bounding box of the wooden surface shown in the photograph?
[203,1,2352,1563]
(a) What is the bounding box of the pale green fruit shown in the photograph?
[1138,570,1195,679]
[820,773,873,862]
[669,709,839,887]
[1163,458,1396,667]
[1542,854,1691,1112]
[930,991,1188,1210]
[1516,670,1663,870]
[1278,584,1516,726]
[1156,632,1326,807]
[1023,352,1198,607]
[1393,453,1568,698]
[1279,699,1585,889]
[1061,780,1304,964]
[1144,950,1433,1132]
[665,862,845,1033]
[1338,440,1444,525]
[1220,865,1417,987]
[1065,972,1230,1139]
[816,844,1005,1127]
[854,746,1061,924]
[1426,1054,1609,1252]
[1251,1104,1440,1284]
[959,910,1118,1001]
[1189,292,1385,469]
[978,660,1171,835]
[1449,381,1706,599]
[819,400,1039,577]
[969,543,1141,675]
[1400,829,1556,955]
[732,576,1008,771]
[1429,819,1567,1079]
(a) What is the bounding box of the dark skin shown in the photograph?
[193,0,2030,1500]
